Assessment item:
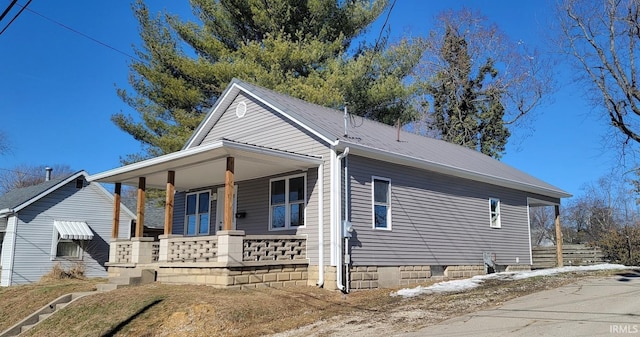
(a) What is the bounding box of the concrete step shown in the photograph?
[20,324,34,333]
[96,283,129,292]
[38,313,52,321]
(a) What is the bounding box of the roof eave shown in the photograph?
[336,141,571,200]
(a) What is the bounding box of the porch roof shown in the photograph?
[88,140,322,190]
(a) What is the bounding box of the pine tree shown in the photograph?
[114,0,425,161]
[426,25,510,159]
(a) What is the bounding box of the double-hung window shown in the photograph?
[270,174,306,230]
[372,177,391,229]
[186,191,210,235]
[489,198,501,228]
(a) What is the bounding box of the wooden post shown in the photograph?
[164,171,175,235]
[555,204,563,267]
[136,177,146,238]
[224,157,235,231]
[112,183,121,239]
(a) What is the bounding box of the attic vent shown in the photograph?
[235,101,247,118]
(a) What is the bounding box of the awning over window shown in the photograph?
[53,220,93,240]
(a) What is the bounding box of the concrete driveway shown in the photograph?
[400,271,640,337]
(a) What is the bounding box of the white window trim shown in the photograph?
[489,197,502,228]
[269,173,307,231]
[50,228,82,261]
[372,176,392,230]
[184,190,212,236]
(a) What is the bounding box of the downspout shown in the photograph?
[317,162,324,287]
[343,153,351,293]
[336,147,350,292]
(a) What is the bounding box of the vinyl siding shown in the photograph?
[200,92,329,156]
[348,155,544,267]
[7,177,134,285]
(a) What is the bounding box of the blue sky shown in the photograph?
[0,1,622,200]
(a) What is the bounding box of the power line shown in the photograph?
[14,3,142,62]
[0,0,19,23]
[0,0,31,35]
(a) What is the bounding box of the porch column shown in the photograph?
[555,205,563,267]
[224,157,235,231]
[136,177,146,238]
[164,171,175,235]
[112,182,121,239]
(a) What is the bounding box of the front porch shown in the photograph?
[89,140,324,289]
[107,232,309,288]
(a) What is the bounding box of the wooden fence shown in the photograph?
[532,244,606,269]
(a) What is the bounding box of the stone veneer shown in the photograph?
[349,266,379,289]
[443,265,486,278]
[505,264,531,272]
[155,263,309,289]
[399,266,432,286]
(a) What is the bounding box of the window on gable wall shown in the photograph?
[489,198,501,228]
[270,174,306,230]
[185,190,211,235]
[373,177,391,229]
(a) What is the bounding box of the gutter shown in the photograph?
[0,208,14,218]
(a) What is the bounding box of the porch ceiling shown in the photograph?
[88,140,323,190]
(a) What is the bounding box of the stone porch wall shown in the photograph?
[114,241,132,264]
[156,263,308,289]
[166,236,218,262]
[243,236,306,261]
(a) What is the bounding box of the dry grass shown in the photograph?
[4,269,628,337]
[0,278,101,332]
[40,262,86,282]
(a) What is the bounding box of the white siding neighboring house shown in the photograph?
[0,171,134,286]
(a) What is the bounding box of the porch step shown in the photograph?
[102,269,157,290]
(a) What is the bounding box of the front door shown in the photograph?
[215,185,237,232]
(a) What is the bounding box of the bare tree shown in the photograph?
[0,131,9,155]
[0,164,75,195]
[530,206,556,246]
[559,0,640,146]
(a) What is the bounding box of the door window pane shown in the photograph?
[271,180,286,204]
[198,192,209,213]
[272,205,286,228]
[186,194,197,215]
[186,215,196,235]
[199,214,209,234]
[289,176,305,202]
[290,203,304,227]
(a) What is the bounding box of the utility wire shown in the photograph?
[0,0,31,35]
[14,3,142,62]
[0,0,18,23]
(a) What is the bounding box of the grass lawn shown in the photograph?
[0,269,626,337]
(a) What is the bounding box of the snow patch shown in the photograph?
[392,264,634,298]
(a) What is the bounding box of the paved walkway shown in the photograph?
[400,271,640,337]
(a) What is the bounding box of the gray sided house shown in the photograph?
[90,78,570,291]
[0,171,134,286]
